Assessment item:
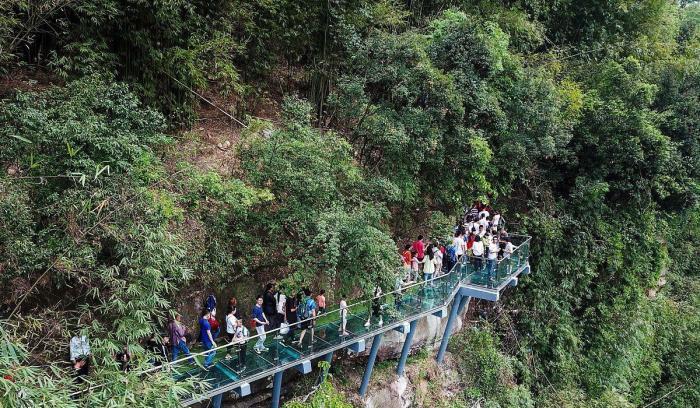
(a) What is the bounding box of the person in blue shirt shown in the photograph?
[294,288,316,347]
[252,295,269,354]
[199,309,216,368]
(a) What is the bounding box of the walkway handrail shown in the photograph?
[69,233,532,398]
[144,234,531,373]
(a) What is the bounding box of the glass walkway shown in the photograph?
[167,234,531,406]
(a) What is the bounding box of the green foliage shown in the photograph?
[0,77,199,405]
[0,75,167,179]
[449,326,534,407]
[237,98,399,296]
[0,322,74,407]
[285,361,352,408]
[2,1,700,407]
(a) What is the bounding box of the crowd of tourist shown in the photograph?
[67,200,517,383]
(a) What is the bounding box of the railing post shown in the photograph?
[359,332,384,397]
[397,319,418,376]
[436,294,470,364]
[271,370,284,408]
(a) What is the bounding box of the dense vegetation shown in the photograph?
[1,0,699,407]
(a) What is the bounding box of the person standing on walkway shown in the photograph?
[316,290,326,314]
[208,308,221,340]
[198,309,216,368]
[433,242,443,276]
[169,313,194,363]
[263,283,277,331]
[410,249,419,283]
[472,236,485,272]
[274,287,287,340]
[402,244,412,282]
[412,235,425,273]
[295,288,317,347]
[285,291,299,343]
[232,318,248,371]
[487,236,500,286]
[423,246,435,286]
[453,230,465,261]
[252,295,269,354]
[339,294,349,336]
[225,307,238,360]
[364,284,383,327]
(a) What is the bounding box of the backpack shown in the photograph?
[447,244,457,263]
[208,317,220,332]
[205,294,217,312]
[299,297,315,320]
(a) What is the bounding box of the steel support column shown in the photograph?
[358,332,384,397]
[271,370,284,408]
[436,294,470,364]
[397,319,418,376]
[211,393,223,408]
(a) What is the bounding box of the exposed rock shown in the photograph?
[370,303,467,359]
[366,375,411,408]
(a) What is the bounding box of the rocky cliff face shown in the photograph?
[373,309,467,359]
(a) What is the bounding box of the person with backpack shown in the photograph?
[294,288,317,347]
[252,295,269,354]
[445,243,457,272]
[364,284,383,327]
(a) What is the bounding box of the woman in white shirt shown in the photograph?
[225,308,238,360]
[471,236,485,271]
[423,247,436,286]
[487,236,500,286]
[339,296,348,336]
[452,231,465,258]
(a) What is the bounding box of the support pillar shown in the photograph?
[358,332,384,397]
[397,319,418,376]
[271,370,283,408]
[436,294,470,364]
[211,393,223,408]
[317,351,334,385]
